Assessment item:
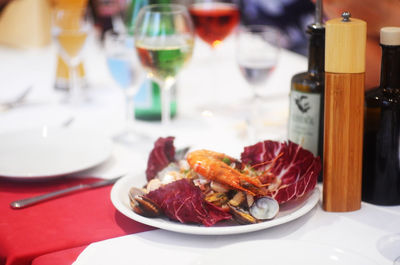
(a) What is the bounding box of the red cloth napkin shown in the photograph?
[31,246,86,265]
[0,177,154,265]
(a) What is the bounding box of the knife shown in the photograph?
[10,176,122,209]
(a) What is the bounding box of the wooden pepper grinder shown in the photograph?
[323,12,367,212]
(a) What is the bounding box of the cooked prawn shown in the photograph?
[187,150,267,196]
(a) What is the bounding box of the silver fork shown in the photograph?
[0,86,32,112]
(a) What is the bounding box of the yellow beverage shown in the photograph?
[56,56,85,79]
[55,56,86,91]
[57,31,87,58]
[51,0,88,9]
[51,1,88,90]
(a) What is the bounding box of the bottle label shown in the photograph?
[288,90,321,155]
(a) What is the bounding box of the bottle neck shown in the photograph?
[307,26,325,76]
[380,45,400,93]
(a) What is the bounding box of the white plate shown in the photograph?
[110,174,320,235]
[0,127,112,178]
[194,240,379,265]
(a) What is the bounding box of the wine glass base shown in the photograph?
[377,233,400,264]
[57,86,93,105]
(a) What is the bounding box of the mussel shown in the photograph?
[249,197,279,220]
[205,192,229,206]
[228,191,246,207]
[129,187,161,217]
[228,205,258,225]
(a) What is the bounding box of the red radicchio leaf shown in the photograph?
[240,140,321,204]
[145,179,232,226]
[145,137,176,181]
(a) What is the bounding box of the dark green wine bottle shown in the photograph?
[362,27,400,205]
[124,0,178,121]
[134,79,177,120]
[124,0,149,36]
[288,25,325,158]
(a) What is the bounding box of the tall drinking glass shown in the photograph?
[134,4,194,126]
[52,8,90,104]
[189,0,239,49]
[104,30,144,135]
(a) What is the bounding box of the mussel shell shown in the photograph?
[228,191,246,207]
[249,196,279,220]
[228,205,257,225]
[129,187,161,217]
[205,192,229,206]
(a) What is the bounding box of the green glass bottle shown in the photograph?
[134,78,177,120]
[288,0,324,155]
[124,0,177,121]
[287,0,324,181]
[362,27,400,205]
[124,0,148,36]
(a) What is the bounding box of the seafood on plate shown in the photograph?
[129,137,321,227]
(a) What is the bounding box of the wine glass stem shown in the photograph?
[248,90,262,142]
[68,64,80,104]
[125,92,135,129]
[160,79,173,127]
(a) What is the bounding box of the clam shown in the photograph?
[156,163,182,184]
[146,178,162,192]
[249,197,279,220]
[129,187,161,217]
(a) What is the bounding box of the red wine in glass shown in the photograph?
[189,2,240,48]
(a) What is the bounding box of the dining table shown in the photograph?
[0,30,399,265]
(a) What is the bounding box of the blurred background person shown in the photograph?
[0,0,11,11]
[322,0,400,90]
[240,0,400,90]
[239,0,315,55]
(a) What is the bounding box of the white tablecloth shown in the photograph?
[1,35,399,265]
[73,199,400,265]
[0,33,304,174]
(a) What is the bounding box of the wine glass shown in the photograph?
[134,4,195,126]
[52,7,90,104]
[189,0,239,49]
[235,25,282,141]
[104,29,144,136]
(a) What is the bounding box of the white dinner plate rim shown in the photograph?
[194,240,380,265]
[0,128,113,179]
[110,174,321,235]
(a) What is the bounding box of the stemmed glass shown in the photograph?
[235,25,282,141]
[134,4,195,126]
[188,0,239,117]
[189,0,239,49]
[52,7,90,104]
[104,29,144,136]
